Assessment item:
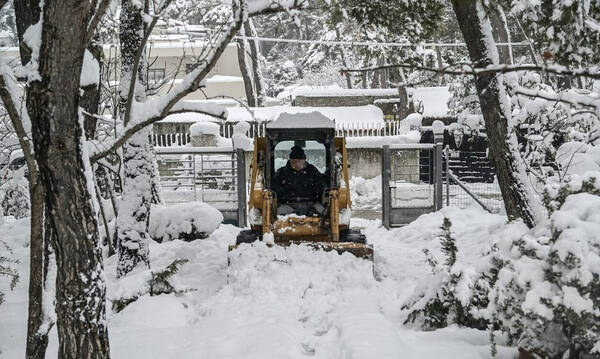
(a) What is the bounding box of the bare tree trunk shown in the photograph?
[24,0,110,357]
[245,19,266,106]
[451,0,538,228]
[25,179,52,359]
[434,33,444,85]
[81,41,103,140]
[116,0,156,277]
[13,2,54,358]
[237,24,257,107]
[489,5,513,65]
[335,28,353,89]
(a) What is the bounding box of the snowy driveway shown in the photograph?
[1,209,517,358]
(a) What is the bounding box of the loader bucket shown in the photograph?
[228,241,373,261]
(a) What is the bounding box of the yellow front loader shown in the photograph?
[230,112,373,260]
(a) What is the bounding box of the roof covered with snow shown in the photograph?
[226,105,384,124]
[291,86,398,98]
[266,112,335,129]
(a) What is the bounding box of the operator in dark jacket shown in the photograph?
[272,145,326,216]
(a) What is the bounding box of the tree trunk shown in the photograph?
[237,24,257,107]
[116,0,156,277]
[489,5,513,65]
[25,0,110,357]
[433,33,444,85]
[25,179,52,359]
[116,129,154,277]
[451,0,538,228]
[335,27,353,89]
[81,42,103,140]
[13,2,53,358]
[245,19,266,106]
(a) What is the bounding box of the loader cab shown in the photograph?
[265,114,336,194]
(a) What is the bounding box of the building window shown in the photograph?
[148,68,165,82]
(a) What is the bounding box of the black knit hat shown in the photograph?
[289,145,306,159]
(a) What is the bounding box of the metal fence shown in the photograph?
[155,147,247,226]
[152,121,406,147]
[443,149,503,213]
[382,143,444,228]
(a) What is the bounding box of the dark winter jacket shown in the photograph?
[272,161,326,204]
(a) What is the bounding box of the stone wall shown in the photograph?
[346,148,382,179]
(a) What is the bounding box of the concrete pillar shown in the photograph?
[432,120,445,210]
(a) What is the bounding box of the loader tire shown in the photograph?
[236,230,262,245]
[340,229,366,244]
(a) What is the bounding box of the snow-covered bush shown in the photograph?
[403,218,489,330]
[486,173,600,358]
[112,258,190,313]
[0,177,30,219]
[148,202,223,242]
[0,239,19,306]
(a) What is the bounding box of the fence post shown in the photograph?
[445,146,450,207]
[432,120,444,210]
[236,148,247,227]
[382,145,391,229]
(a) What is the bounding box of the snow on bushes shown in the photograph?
[402,217,490,330]
[0,239,19,306]
[0,176,30,219]
[148,202,223,242]
[400,172,600,358]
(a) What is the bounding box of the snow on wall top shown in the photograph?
[291,86,398,98]
[227,105,384,124]
[266,112,335,129]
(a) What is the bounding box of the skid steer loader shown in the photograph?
[230,112,373,260]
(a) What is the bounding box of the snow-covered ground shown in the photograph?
[0,206,518,358]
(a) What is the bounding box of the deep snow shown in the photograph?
[0,205,518,359]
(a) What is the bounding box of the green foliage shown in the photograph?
[440,217,457,267]
[0,240,19,306]
[512,0,600,66]
[149,258,189,296]
[112,258,191,313]
[404,217,489,330]
[343,0,445,42]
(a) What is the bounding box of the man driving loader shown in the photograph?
[272,145,326,216]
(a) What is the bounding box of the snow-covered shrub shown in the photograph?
[486,173,600,358]
[148,202,223,242]
[0,177,30,219]
[112,258,190,313]
[403,218,489,330]
[0,239,19,306]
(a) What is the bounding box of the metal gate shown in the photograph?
[155,147,247,226]
[382,143,444,228]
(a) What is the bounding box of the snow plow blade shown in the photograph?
[228,241,374,261]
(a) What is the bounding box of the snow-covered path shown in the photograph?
[1,208,517,358]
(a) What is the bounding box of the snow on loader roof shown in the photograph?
[266,111,336,129]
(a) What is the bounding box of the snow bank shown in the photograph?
[350,176,382,210]
[148,202,223,242]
